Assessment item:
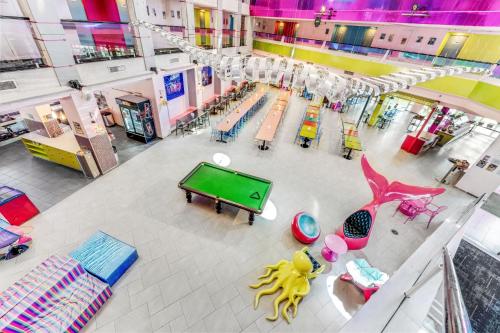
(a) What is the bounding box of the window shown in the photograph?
[177,11,181,19]
[153,8,156,16]
[380,33,386,40]
[325,28,329,34]
[428,37,437,45]
[162,11,166,19]
[388,34,394,42]
[416,36,423,43]
[401,38,407,44]
[171,10,174,18]
[146,5,149,16]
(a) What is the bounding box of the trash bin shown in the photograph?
[101,111,115,127]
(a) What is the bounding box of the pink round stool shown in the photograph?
[321,234,348,262]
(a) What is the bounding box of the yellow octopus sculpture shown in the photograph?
[249,247,325,323]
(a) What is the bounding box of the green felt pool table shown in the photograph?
[178,162,273,225]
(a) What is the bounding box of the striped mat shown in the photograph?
[0,255,112,333]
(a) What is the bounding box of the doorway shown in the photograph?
[439,34,468,59]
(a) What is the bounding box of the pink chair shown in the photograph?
[395,198,447,228]
[421,203,447,229]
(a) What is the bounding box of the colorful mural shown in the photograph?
[250,0,500,26]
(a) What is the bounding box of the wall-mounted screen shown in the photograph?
[201,66,212,86]
[164,73,185,100]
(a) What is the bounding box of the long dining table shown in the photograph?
[255,93,289,150]
[216,90,267,143]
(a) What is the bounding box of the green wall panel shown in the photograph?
[468,82,500,110]
[292,48,400,76]
[416,77,477,98]
[253,40,292,57]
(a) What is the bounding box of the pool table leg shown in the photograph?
[186,191,192,203]
[249,212,255,225]
[215,201,222,214]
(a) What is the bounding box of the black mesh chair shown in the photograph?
[343,210,372,239]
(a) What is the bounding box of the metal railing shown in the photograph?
[443,247,473,333]
[253,31,497,76]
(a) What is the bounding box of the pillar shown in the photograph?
[368,94,387,126]
[60,92,118,175]
[214,1,223,51]
[128,0,155,70]
[183,0,196,45]
[18,0,80,86]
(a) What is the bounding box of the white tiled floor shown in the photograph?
[0,87,494,333]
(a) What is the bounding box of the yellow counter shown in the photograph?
[22,131,82,171]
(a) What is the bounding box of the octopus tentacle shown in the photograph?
[281,298,294,323]
[267,288,290,321]
[258,267,275,279]
[265,260,288,271]
[253,278,284,308]
[249,271,279,289]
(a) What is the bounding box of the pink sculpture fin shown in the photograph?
[361,155,445,205]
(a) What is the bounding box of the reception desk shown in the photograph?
[22,131,82,171]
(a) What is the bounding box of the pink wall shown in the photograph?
[295,21,336,41]
[371,25,448,55]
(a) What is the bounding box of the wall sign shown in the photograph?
[164,73,185,100]
[201,66,212,86]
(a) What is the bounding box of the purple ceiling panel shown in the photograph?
[250,0,500,26]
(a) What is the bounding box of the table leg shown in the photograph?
[321,246,338,262]
[344,148,353,160]
[301,138,310,148]
[215,201,222,214]
[216,131,227,143]
[258,140,269,150]
[440,166,457,184]
[249,212,255,225]
[186,191,192,203]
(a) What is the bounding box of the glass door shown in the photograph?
[121,107,135,132]
[130,108,144,135]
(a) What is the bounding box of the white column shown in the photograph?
[214,0,223,50]
[183,0,196,45]
[128,0,156,70]
[18,0,80,86]
[247,16,254,49]
[234,13,241,49]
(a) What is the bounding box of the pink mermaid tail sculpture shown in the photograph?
[336,155,445,250]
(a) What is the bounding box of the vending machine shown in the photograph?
[115,95,156,143]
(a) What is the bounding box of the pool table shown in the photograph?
[178,162,273,225]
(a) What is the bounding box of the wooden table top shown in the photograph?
[217,91,266,132]
[255,100,288,142]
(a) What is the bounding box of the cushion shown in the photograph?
[346,259,389,288]
[70,231,138,287]
[344,210,372,238]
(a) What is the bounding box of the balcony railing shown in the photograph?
[61,20,137,64]
[152,25,186,55]
[0,17,47,72]
[253,32,497,76]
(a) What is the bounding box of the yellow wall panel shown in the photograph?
[457,34,500,63]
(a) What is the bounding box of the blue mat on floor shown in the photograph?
[70,231,138,287]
